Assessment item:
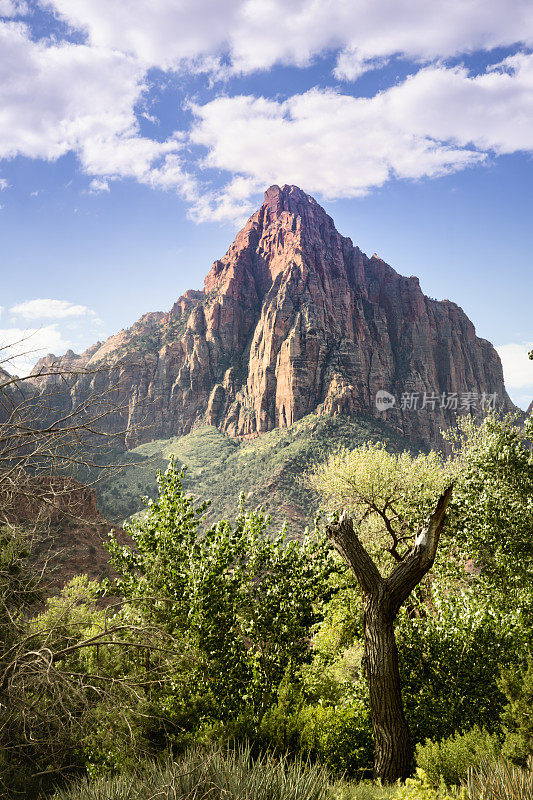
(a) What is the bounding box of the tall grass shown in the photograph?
[467,757,533,800]
[50,744,331,800]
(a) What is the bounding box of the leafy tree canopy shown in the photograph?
[105,460,338,724]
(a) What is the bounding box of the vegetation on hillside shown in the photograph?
[96,412,419,527]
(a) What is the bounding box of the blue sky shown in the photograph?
[0,0,532,408]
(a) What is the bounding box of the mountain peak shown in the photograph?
[263,183,318,209]
[260,184,332,230]
[204,183,335,296]
[32,187,515,450]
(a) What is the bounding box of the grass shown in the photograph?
[467,757,533,800]
[48,745,479,800]
[50,744,331,800]
[95,412,420,530]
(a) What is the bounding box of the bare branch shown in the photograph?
[386,484,454,615]
[326,511,384,596]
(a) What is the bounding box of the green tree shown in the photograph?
[105,461,336,731]
[310,417,533,781]
[311,443,454,782]
[445,414,533,611]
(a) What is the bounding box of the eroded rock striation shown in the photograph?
[32,185,515,450]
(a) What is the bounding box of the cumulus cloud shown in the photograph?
[386,54,533,155]
[2,300,106,374]
[189,175,264,225]
[10,298,97,320]
[41,0,533,78]
[0,21,198,196]
[2,4,533,223]
[188,53,533,221]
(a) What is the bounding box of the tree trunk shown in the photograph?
[326,485,453,783]
[364,594,411,781]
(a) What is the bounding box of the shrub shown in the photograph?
[296,702,374,777]
[392,770,465,799]
[330,780,397,799]
[499,659,533,766]
[330,772,465,800]
[397,587,523,745]
[415,727,500,787]
[204,691,374,779]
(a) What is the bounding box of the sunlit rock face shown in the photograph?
[32,185,514,450]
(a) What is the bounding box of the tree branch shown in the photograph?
[326,512,384,596]
[386,484,453,616]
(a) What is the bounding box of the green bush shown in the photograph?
[393,770,464,799]
[415,727,500,787]
[296,703,374,777]
[331,779,397,799]
[499,659,533,766]
[397,587,523,745]
[201,689,374,779]
[331,771,465,800]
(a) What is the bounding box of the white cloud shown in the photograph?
[189,53,533,222]
[0,325,70,376]
[189,175,263,225]
[1,300,106,375]
[0,0,28,16]
[88,177,109,193]
[41,0,533,78]
[496,342,533,389]
[386,55,533,155]
[0,21,198,196]
[188,88,482,221]
[2,5,533,223]
[0,177,8,190]
[10,298,97,320]
[42,0,239,70]
[496,341,533,410]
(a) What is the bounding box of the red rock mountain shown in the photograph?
[33,185,514,450]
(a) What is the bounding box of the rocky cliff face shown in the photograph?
[32,185,515,450]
